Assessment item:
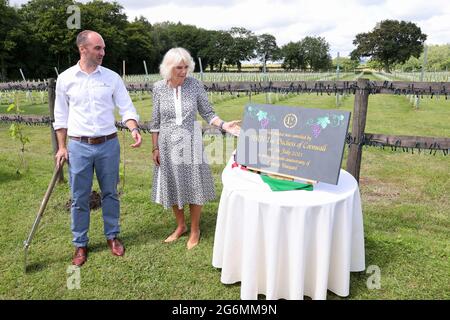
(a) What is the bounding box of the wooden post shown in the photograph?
[346,78,369,183]
[336,52,341,107]
[198,57,204,82]
[416,45,428,110]
[143,60,148,82]
[48,78,64,182]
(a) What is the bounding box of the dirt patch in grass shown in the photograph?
[359,176,401,202]
[64,190,102,211]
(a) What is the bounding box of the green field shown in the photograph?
[0,81,449,299]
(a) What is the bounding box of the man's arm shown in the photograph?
[113,75,142,148]
[55,128,68,168]
[53,76,69,168]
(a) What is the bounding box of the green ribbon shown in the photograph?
[261,175,314,192]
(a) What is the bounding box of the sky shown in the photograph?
[8,0,450,59]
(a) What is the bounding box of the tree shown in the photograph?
[0,0,19,80]
[198,30,233,72]
[256,33,280,71]
[79,1,129,74]
[365,59,383,71]
[280,37,331,71]
[166,23,210,72]
[395,56,420,72]
[152,21,177,60]
[150,22,211,72]
[124,16,159,75]
[18,0,78,77]
[351,20,427,73]
[419,44,450,71]
[189,28,213,72]
[280,41,305,70]
[226,27,257,71]
[301,36,332,71]
[332,56,359,72]
[396,44,450,72]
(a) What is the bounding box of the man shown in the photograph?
[53,30,142,266]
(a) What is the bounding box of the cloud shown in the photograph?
[358,0,386,5]
[8,0,28,6]
[109,0,450,57]
[383,0,446,21]
[117,0,238,10]
[8,0,450,58]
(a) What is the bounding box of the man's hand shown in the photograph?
[130,129,142,148]
[55,147,68,169]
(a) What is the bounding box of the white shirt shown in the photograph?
[173,86,182,125]
[170,84,218,127]
[53,62,139,137]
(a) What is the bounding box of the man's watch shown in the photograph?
[131,127,140,134]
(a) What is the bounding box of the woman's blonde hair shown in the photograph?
[159,47,195,80]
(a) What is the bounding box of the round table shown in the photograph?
[212,156,366,300]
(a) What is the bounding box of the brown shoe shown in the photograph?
[107,238,125,256]
[72,246,87,266]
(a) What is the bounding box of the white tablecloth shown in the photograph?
[212,156,366,300]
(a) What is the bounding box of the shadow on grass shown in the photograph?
[109,206,219,250]
[21,252,66,274]
[19,206,220,273]
[0,169,22,183]
[327,234,415,300]
[87,241,110,254]
[83,226,176,254]
[118,224,191,249]
[24,262,47,274]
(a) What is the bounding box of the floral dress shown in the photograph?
[150,77,217,209]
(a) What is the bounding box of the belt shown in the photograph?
[69,132,117,145]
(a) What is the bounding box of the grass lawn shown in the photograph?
[0,86,449,299]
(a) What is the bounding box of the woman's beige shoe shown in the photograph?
[164,227,187,243]
[186,232,201,250]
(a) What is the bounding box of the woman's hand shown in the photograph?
[222,120,241,136]
[152,149,160,166]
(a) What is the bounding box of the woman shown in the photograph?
[150,47,240,250]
